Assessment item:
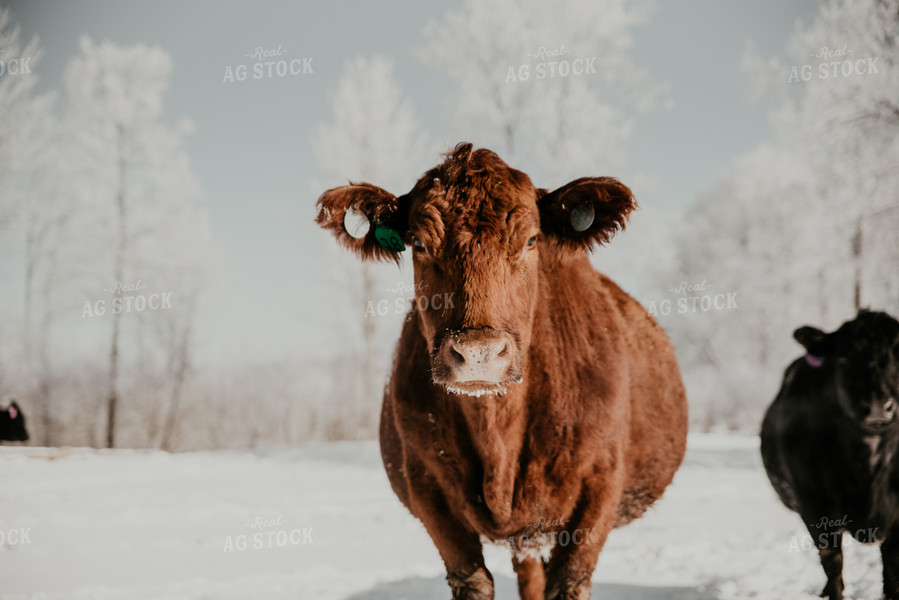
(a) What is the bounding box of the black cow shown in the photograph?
[0,400,29,442]
[761,309,899,600]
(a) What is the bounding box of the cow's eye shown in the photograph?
[526,236,537,247]
[413,237,425,251]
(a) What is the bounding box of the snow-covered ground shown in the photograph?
[0,434,886,599]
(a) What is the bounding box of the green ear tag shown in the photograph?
[374,223,406,253]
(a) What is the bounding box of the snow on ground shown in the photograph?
[0,433,887,599]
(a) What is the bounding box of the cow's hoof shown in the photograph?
[819,582,843,600]
[545,587,590,600]
[544,574,591,600]
[447,567,494,600]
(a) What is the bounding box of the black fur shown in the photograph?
[0,400,29,442]
[761,310,899,600]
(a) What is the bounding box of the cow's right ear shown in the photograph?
[794,326,832,355]
[315,183,409,264]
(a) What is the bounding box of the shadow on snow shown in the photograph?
[344,574,717,600]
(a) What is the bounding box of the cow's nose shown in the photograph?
[866,398,897,426]
[443,334,512,384]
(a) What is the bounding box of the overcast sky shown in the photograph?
[5,0,820,365]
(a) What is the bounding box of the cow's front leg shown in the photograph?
[543,524,608,600]
[406,471,493,600]
[881,529,899,600]
[542,473,627,600]
[447,567,494,600]
[543,499,620,599]
[512,553,546,600]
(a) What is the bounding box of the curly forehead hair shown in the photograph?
[408,143,536,238]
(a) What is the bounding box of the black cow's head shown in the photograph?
[0,400,29,442]
[795,310,899,433]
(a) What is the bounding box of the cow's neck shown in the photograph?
[458,387,528,527]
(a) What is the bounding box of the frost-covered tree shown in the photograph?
[742,0,899,313]
[0,3,44,228]
[314,56,430,192]
[62,37,219,447]
[420,0,665,187]
[0,3,67,444]
[312,55,430,438]
[419,0,672,309]
[675,0,899,429]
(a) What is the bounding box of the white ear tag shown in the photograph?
[570,202,595,232]
[344,205,371,239]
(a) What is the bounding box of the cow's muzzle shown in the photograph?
[432,328,521,396]
[864,398,898,431]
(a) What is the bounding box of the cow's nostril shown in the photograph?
[440,332,516,385]
[449,345,466,365]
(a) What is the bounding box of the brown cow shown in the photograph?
[315,143,687,600]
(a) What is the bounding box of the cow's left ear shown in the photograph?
[794,326,837,356]
[315,183,410,264]
[537,177,636,258]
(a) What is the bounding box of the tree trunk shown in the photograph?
[360,263,377,437]
[35,295,54,446]
[106,123,127,449]
[159,313,193,452]
[852,215,862,312]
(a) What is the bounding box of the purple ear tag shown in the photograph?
[804,354,823,368]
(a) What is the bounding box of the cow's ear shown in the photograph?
[794,326,833,355]
[537,177,636,258]
[315,183,409,264]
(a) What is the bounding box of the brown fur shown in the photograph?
[316,143,688,599]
